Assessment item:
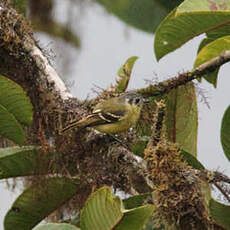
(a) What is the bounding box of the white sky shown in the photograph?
[1,1,230,228]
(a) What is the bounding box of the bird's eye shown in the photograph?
[134,98,140,104]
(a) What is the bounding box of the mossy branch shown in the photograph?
[137,50,230,97]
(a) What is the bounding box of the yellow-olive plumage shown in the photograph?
[61,93,144,134]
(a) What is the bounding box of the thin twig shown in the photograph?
[213,182,230,204]
[213,171,230,184]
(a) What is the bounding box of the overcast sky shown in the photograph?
[1,1,230,228]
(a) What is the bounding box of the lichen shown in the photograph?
[0,1,32,57]
[144,140,211,229]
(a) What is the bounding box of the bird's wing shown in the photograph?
[92,108,126,124]
[60,114,103,133]
[92,99,127,123]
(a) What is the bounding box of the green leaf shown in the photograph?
[195,35,230,87]
[196,37,218,85]
[209,199,230,229]
[81,187,154,230]
[33,223,81,230]
[197,37,215,54]
[0,75,33,126]
[115,56,138,93]
[0,104,25,144]
[202,70,219,88]
[4,177,80,230]
[180,150,204,169]
[80,187,123,230]
[0,146,50,179]
[116,205,155,230]
[207,23,230,40]
[154,0,230,60]
[177,0,230,12]
[123,193,152,209]
[221,105,230,162]
[0,75,33,144]
[96,0,182,33]
[164,83,198,156]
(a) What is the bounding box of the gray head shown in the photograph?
[119,92,144,107]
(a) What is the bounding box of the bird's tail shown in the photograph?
[60,115,100,134]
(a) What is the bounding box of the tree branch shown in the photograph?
[194,170,230,204]
[138,50,230,97]
[213,182,230,204]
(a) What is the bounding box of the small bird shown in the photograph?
[61,92,147,134]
